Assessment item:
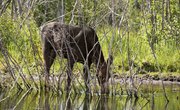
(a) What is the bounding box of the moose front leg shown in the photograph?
[97,73,110,94]
[101,81,109,94]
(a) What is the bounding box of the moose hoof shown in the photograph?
[65,86,71,93]
[101,89,109,94]
[101,82,109,94]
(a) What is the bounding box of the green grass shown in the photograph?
[97,26,180,74]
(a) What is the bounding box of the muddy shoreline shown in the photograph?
[109,74,180,88]
[1,73,180,89]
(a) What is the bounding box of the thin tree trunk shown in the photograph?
[109,0,115,95]
[168,0,171,20]
[108,0,115,26]
[69,0,78,24]
[162,0,165,30]
[0,0,2,8]
[111,0,115,27]
[57,0,65,23]
[11,0,14,18]
[151,0,157,45]
[107,0,116,60]
[93,0,97,27]
[17,0,22,16]
[78,0,83,27]
[165,0,169,21]
[146,0,151,12]
[44,1,48,23]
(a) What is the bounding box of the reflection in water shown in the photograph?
[151,94,155,110]
[83,94,91,110]
[123,96,139,110]
[97,95,109,110]
[0,89,179,110]
[45,92,50,110]
[65,93,72,110]
[164,101,169,110]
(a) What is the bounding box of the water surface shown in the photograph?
[0,84,179,110]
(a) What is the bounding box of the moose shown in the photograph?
[40,22,113,94]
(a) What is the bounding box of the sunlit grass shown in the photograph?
[97,26,180,73]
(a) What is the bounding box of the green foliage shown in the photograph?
[34,0,60,27]
[33,0,109,26]
[0,12,41,65]
[0,14,18,47]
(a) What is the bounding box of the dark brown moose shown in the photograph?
[40,22,113,94]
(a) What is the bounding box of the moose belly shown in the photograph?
[55,43,85,63]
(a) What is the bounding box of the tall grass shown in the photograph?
[97,26,180,74]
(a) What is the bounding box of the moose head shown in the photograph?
[96,55,113,93]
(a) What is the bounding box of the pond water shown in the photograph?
[0,84,179,110]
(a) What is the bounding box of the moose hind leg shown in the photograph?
[43,42,56,90]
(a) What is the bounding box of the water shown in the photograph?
[0,85,179,110]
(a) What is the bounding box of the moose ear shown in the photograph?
[107,55,113,66]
